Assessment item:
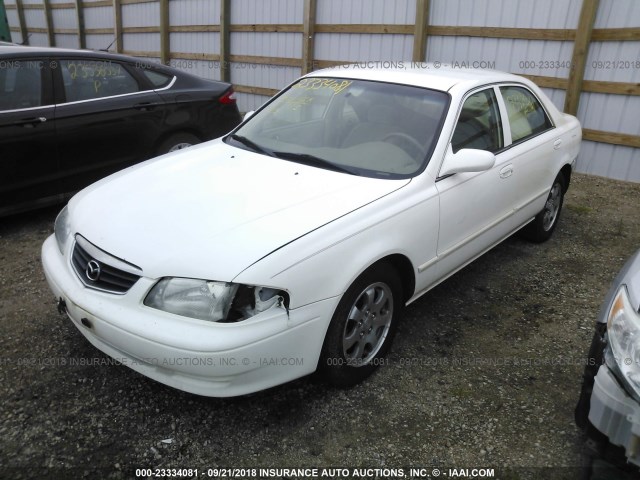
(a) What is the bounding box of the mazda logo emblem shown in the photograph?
[86,260,101,282]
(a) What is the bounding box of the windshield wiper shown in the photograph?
[273,152,356,175]
[228,134,275,157]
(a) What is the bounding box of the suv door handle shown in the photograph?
[499,164,513,179]
[554,139,563,150]
[14,116,47,127]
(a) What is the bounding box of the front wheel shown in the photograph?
[520,172,566,243]
[319,263,403,387]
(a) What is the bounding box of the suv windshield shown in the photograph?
[227,77,449,179]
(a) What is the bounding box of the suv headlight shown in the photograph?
[607,286,640,396]
[54,206,71,254]
[144,277,287,323]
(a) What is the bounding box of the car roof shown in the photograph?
[0,45,154,64]
[0,45,235,88]
[306,64,525,93]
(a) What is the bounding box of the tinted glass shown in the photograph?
[452,88,503,154]
[143,69,172,88]
[60,59,139,102]
[0,60,42,110]
[500,86,552,143]
[231,78,449,179]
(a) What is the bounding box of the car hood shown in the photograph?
[69,139,410,281]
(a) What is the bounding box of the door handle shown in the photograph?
[134,102,157,111]
[14,117,47,127]
[553,139,563,150]
[499,164,513,179]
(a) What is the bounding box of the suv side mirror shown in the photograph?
[439,148,496,177]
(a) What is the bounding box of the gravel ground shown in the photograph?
[0,173,639,480]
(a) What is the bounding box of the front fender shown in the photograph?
[233,181,440,310]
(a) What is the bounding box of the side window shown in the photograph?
[60,59,139,102]
[452,88,503,154]
[500,86,553,143]
[0,60,42,110]
[142,69,173,88]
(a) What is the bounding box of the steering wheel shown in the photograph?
[381,132,426,159]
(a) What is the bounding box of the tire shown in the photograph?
[319,262,403,387]
[157,133,200,155]
[520,172,566,243]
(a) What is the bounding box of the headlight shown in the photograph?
[144,277,286,323]
[607,286,640,396]
[54,206,71,254]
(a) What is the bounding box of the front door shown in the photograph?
[435,86,515,278]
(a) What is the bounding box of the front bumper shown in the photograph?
[590,364,640,466]
[42,235,339,397]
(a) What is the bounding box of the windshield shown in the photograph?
[227,77,449,179]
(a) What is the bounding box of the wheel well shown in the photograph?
[155,129,203,154]
[560,164,572,193]
[376,254,415,303]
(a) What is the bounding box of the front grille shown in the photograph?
[71,236,141,294]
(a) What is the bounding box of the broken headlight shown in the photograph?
[607,285,640,399]
[144,277,287,322]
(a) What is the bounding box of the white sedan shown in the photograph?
[42,66,581,396]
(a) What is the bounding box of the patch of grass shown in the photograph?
[567,204,593,214]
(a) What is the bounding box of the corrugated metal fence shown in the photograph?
[4,0,640,181]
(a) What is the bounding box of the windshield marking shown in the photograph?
[292,78,353,95]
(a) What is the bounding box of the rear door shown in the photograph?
[496,84,557,228]
[52,57,166,193]
[0,58,57,214]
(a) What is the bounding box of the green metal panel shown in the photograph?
[0,0,11,42]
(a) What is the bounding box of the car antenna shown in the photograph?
[100,37,117,52]
[18,33,32,45]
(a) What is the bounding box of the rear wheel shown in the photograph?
[520,172,566,243]
[157,133,200,155]
[320,263,403,387]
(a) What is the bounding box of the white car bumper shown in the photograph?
[41,235,339,397]
[589,364,640,466]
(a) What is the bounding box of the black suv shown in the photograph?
[0,46,242,216]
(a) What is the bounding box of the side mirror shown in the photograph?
[243,110,255,122]
[439,148,496,177]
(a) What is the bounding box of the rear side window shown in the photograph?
[142,69,173,88]
[0,60,42,111]
[500,86,553,143]
[452,88,503,154]
[60,59,139,102]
